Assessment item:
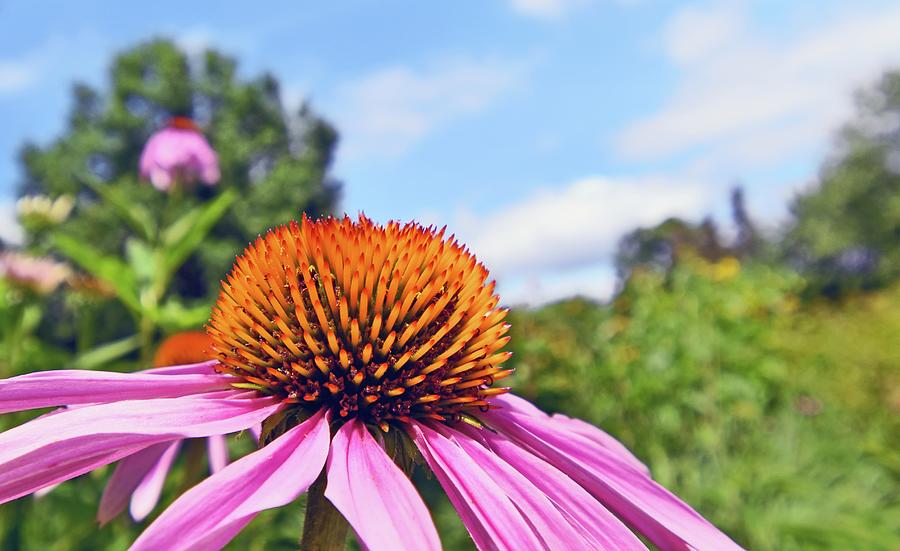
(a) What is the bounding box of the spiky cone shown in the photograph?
[207,215,513,431]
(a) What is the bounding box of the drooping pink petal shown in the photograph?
[493,393,648,473]
[141,359,219,376]
[423,422,632,550]
[0,394,280,504]
[206,434,229,473]
[98,442,174,524]
[409,422,545,550]
[484,403,744,551]
[0,369,232,414]
[130,440,183,522]
[325,420,440,551]
[249,424,262,442]
[149,167,172,190]
[130,409,331,551]
[548,413,649,474]
[466,425,648,550]
[33,483,59,499]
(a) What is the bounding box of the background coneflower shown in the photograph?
[139,117,220,191]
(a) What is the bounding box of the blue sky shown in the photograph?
[2,0,900,304]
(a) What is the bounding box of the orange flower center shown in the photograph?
[207,216,513,427]
[168,116,200,132]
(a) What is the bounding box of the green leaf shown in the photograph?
[52,233,141,312]
[160,188,236,280]
[125,237,157,284]
[153,300,211,331]
[81,176,156,241]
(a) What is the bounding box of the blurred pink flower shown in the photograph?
[139,117,220,191]
[0,252,71,294]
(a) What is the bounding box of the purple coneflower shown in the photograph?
[139,117,219,191]
[0,216,742,550]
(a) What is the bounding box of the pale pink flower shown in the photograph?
[139,117,220,191]
[0,252,71,294]
[0,217,742,550]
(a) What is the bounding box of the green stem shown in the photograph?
[300,472,349,551]
[178,439,209,493]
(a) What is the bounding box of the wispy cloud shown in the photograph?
[0,30,106,99]
[617,3,900,170]
[0,42,54,96]
[457,175,709,277]
[508,0,593,20]
[500,263,617,306]
[662,3,742,65]
[175,26,216,56]
[0,59,39,95]
[330,57,525,159]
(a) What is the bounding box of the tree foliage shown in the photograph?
[787,70,900,292]
[17,39,340,347]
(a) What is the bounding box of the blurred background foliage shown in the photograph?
[16,38,340,362]
[1,39,899,550]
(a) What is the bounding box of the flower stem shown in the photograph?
[300,471,349,551]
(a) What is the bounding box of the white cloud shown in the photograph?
[0,42,56,96]
[617,4,900,168]
[0,30,106,99]
[175,26,215,56]
[663,3,742,65]
[331,57,524,158]
[457,175,709,277]
[500,263,618,306]
[508,0,592,19]
[0,203,23,245]
[0,60,38,95]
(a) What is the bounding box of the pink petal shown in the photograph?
[0,394,280,504]
[149,168,172,190]
[141,360,219,375]
[0,368,232,414]
[468,425,648,550]
[131,409,330,551]
[33,483,59,498]
[130,440,183,522]
[409,422,545,550]
[422,422,628,550]
[206,434,229,473]
[98,442,175,524]
[484,404,744,551]
[325,420,440,551]
[549,413,649,474]
[493,393,648,473]
[249,424,262,442]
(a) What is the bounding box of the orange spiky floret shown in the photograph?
[207,215,512,424]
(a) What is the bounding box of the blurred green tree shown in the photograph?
[614,186,765,281]
[786,70,900,293]
[16,39,340,350]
